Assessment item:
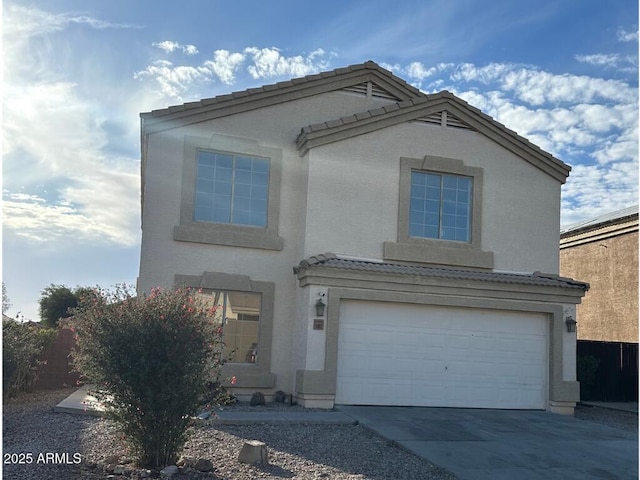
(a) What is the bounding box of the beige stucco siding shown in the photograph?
[560,231,638,343]
[140,88,567,395]
[303,121,561,273]
[139,91,400,393]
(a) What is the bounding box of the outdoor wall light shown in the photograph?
[315,298,326,317]
[565,316,577,332]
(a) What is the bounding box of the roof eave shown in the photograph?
[296,93,571,183]
[140,62,424,135]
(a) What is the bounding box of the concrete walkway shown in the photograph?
[338,405,639,480]
[54,386,354,425]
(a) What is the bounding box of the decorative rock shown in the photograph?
[195,458,213,472]
[114,464,126,474]
[238,440,269,465]
[160,464,179,476]
[105,463,116,473]
[197,411,211,420]
[250,391,266,406]
[177,456,196,468]
[139,469,152,478]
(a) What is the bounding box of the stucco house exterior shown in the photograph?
[560,205,638,344]
[138,61,588,414]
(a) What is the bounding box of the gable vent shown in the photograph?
[341,81,402,101]
[415,111,443,126]
[414,111,474,130]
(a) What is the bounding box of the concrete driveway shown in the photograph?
[338,406,638,480]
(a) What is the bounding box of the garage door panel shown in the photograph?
[336,300,547,409]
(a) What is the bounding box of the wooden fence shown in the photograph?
[34,327,80,390]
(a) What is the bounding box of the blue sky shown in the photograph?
[2,1,638,321]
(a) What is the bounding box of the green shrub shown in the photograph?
[577,354,600,401]
[69,285,226,468]
[2,319,56,399]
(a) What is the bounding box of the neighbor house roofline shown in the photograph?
[561,205,639,237]
[560,205,639,248]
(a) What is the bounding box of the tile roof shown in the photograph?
[294,253,589,290]
[295,92,570,182]
[561,205,639,235]
[140,60,570,182]
[140,60,422,120]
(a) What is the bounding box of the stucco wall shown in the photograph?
[303,121,561,273]
[139,88,566,393]
[139,91,399,393]
[560,231,638,343]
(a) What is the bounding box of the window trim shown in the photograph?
[384,155,494,269]
[175,272,276,389]
[174,134,283,250]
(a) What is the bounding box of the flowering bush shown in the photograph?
[69,285,226,468]
[2,319,56,399]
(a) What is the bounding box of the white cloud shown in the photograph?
[153,41,199,55]
[204,50,246,84]
[575,53,621,68]
[183,44,198,55]
[451,63,636,106]
[3,175,139,246]
[3,9,141,247]
[561,161,639,227]
[382,62,454,87]
[134,46,334,100]
[244,47,332,79]
[133,60,212,98]
[2,4,141,37]
[617,27,639,42]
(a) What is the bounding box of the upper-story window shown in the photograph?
[195,151,270,227]
[174,135,283,251]
[383,156,493,269]
[409,171,472,242]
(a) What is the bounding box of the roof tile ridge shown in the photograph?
[145,60,419,118]
[299,95,438,135]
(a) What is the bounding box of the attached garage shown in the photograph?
[336,300,548,409]
[292,254,589,413]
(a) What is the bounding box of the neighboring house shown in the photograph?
[138,61,588,414]
[560,205,638,401]
[560,205,638,343]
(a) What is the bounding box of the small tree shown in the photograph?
[39,284,79,328]
[69,285,225,468]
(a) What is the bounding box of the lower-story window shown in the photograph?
[196,290,261,364]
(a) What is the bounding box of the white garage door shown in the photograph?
[336,300,548,409]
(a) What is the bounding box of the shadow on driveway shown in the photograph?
[338,406,639,480]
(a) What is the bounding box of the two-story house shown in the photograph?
[138,61,588,414]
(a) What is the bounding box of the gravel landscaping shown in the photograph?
[3,389,638,480]
[2,389,454,480]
